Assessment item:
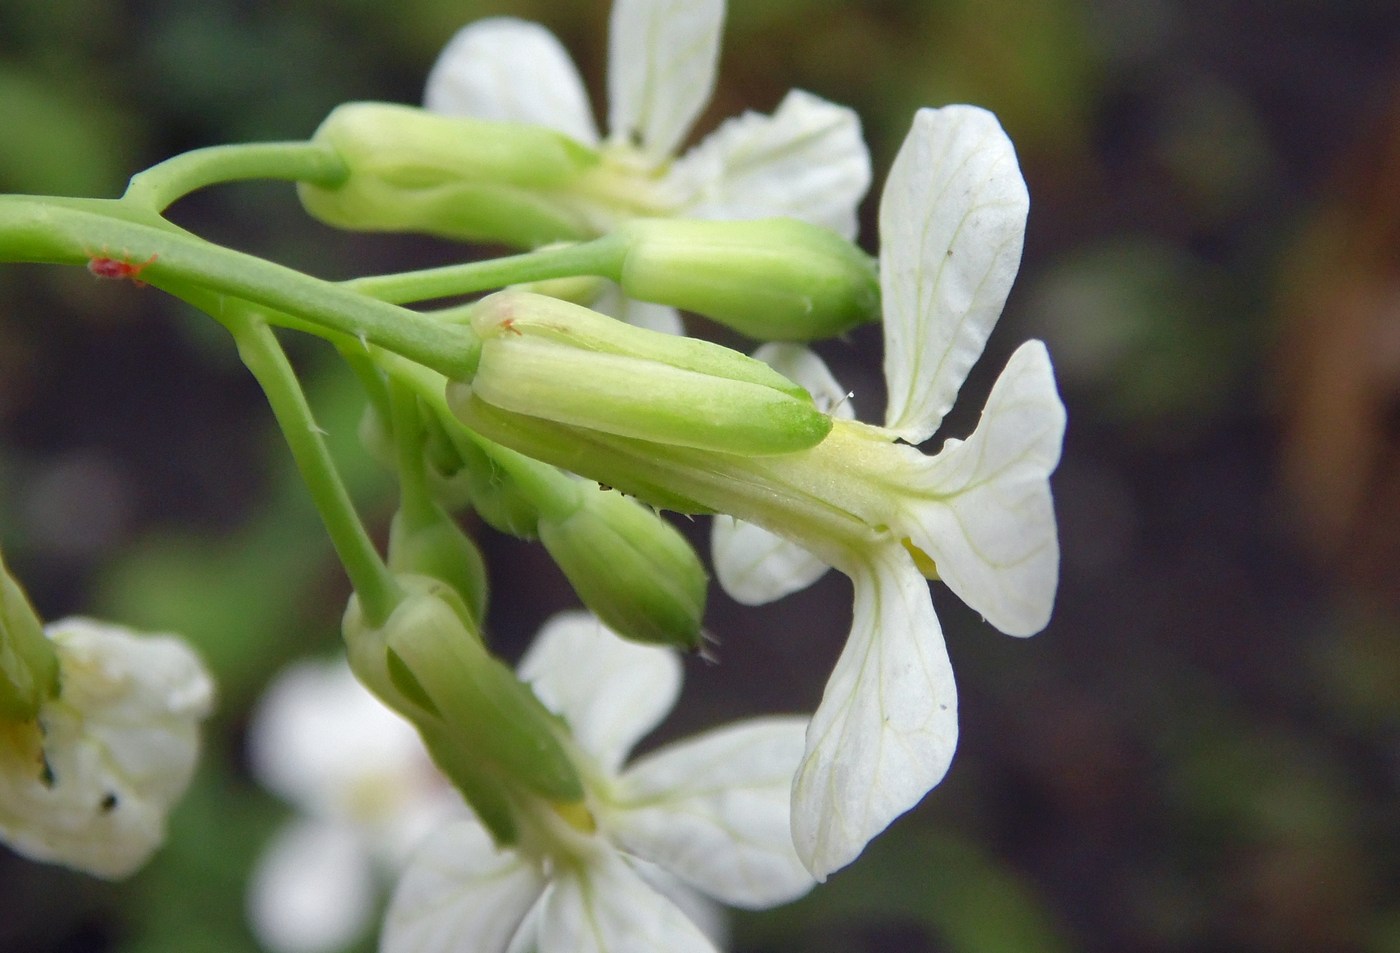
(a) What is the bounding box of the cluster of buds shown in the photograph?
[283,2,1066,948]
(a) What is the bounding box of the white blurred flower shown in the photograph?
[246,656,460,953]
[382,611,813,953]
[424,0,870,333]
[0,617,214,879]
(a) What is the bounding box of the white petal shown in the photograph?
[881,105,1030,444]
[538,850,719,953]
[611,717,814,908]
[0,618,213,879]
[518,611,682,774]
[247,656,430,822]
[382,817,545,953]
[711,344,851,604]
[424,18,600,146]
[247,820,376,953]
[607,0,724,163]
[790,550,957,880]
[628,862,731,948]
[906,340,1065,636]
[670,90,872,239]
[591,282,687,335]
[711,517,829,605]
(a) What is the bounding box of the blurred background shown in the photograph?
[1,0,1398,951]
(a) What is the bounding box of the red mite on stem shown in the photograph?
[86,251,158,288]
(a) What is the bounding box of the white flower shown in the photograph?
[246,656,460,953]
[0,617,214,879]
[710,105,1065,878]
[450,105,1064,880]
[382,611,814,953]
[711,341,858,605]
[423,0,870,332]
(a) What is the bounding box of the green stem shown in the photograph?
[222,304,401,628]
[336,339,392,448]
[123,142,349,212]
[344,234,626,305]
[0,195,479,377]
[388,380,437,528]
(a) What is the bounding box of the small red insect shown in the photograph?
[86,251,158,288]
[499,317,523,335]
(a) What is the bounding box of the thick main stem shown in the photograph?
[0,195,480,378]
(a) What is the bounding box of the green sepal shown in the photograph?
[416,720,519,845]
[466,291,833,456]
[616,217,880,341]
[539,487,706,651]
[343,580,525,845]
[447,390,717,516]
[382,580,583,803]
[385,647,441,716]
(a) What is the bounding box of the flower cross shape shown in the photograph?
[382,611,814,953]
[702,104,1066,877]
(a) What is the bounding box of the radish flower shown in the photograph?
[382,611,813,953]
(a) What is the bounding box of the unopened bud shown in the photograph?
[614,218,880,341]
[457,291,833,456]
[378,581,582,804]
[298,102,602,247]
[539,488,706,650]
[447,433,543,538]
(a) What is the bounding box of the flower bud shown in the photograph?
[372,580,582,804]
[298,102,603,247]
[539,488,706,651]
[510,272,612,306]
[449,433,544,539]
[457,291,833,456]
[614,218,880,341]
[0,550,58,719]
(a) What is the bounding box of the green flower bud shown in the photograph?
[539,487,707,651]
[298,102,603,247]
[343,577,584,832]
[0,549,58,719]
[449,433,544,539]
[382,583,582,804]
[388,507,490,625]
[614,218,880,341]
[456,291,833,456]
